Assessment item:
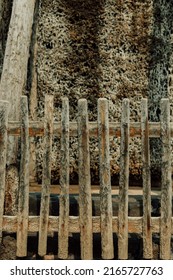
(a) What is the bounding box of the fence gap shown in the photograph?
[58,97,69,259]
[0,101,9,243]
[16,96,30,257]
[98,98,114,260]
[118,98,130,260]
[141,98,152,259]
[38,95,54,257]
[160,98,172,260]
[78,99,93,260]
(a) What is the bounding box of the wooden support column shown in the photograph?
[0,0,36,215]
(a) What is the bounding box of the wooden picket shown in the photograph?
[38,95,54,256]
[141,98,152,259]
[0,95,172,260]
[118,99,130,260]
[17,96,30,257]
[58,97,70,259]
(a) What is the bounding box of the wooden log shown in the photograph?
[16,96,29,257]
[38,95,54,256]
[58,98,69,259]
[0,101,9,242]
[6,121,165,138]
[0,0,36,121]
[3,216,173,235]
[98,98,114,260]
[78,99,93,260]
[0,0,36,217]
[160,98,172,260]
[141,99,152,259]
[118,99,130,260]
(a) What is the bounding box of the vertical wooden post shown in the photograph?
[118,98,129,260]
[78,99,93,260]
[38,95,53,257]
[58,97,69,259]
[141,98,152,259]
[0,101,8,242]
[160,98,172,260]
[17,96,29,257]
[98,98,114,260]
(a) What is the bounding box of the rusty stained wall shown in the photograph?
[1,0,173,184]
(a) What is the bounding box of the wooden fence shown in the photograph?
[0,95,172,260]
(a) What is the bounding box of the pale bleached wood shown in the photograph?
[160,98,172,260]
[98,98,114,260]
[0,101,9,242]
[16,96,29,257]
[78,99,93,260]
[38,95,54,256]
[141,99,152,259]
[118,99,130,260]
[3,216,172,235]
[0,0,36,217]
[6,121,166,138]
[58,98,69,259]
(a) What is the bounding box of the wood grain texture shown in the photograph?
[3,216,173,235]
[6,121,165,138]
[38,95,53,256]
[58,98,69,259]
[118,99,129,260]
[98,98,114,259]
[160,98,172,260]
[141,99,152,259]
[78,99,93,260]
[0,101,9,242]
[17,96,30,257]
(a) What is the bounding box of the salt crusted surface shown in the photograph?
[35,0,154,183]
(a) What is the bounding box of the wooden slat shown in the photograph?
[160,98,172,260]
[17,96,30,257]
[58,98,69,259]
[7,121,166,138]
[98,98,114,260]
[78,99,93,260]
[0,101,9,242]
[118,98,130,260]
[38,95,54,256]
[141,99,152,259]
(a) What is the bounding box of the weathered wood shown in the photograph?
[118,99,130,260]
[16,96,29,257]
[0,0,36,121]
[3,216,173,235]
[6,121,166,138]
[38,95,54,256]
[141,99,152,259]
[98,98,114,260]
[58,98,69,259]
[160,98,172,260]
[0,101,8,242]
[78,99,93,260]
[0,0,36,217]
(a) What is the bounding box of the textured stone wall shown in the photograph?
[35,0,153,183]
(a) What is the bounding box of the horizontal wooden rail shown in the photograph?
[2,216,173,234]
[6,121,165,137]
